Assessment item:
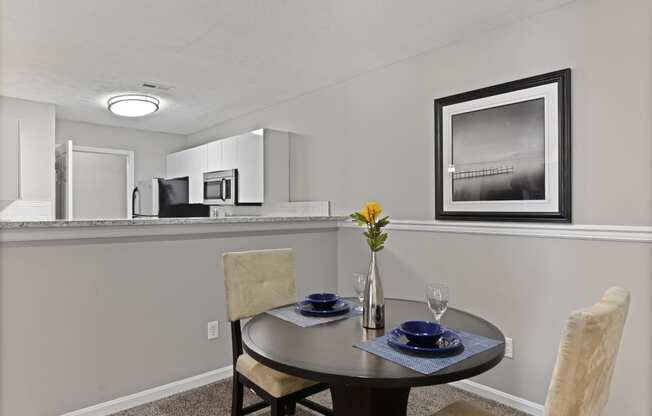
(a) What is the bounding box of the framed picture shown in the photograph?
[434,69,571,222]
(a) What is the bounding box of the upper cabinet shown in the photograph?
[206,136,238,172]
[167,130,265,205]
[222,137,238,170]
[165,145,207,204]
[236,132,264,203]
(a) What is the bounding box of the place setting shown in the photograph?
[266,290,363,328]
[353,283,504,375]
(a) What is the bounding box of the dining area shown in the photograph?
[221,203,631,416]
[1,2,650,415]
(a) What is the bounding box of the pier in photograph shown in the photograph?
[452,166,514,180]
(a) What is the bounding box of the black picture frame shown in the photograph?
[434,69,571,222]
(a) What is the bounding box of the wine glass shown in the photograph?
[426,283,449,324]
[352,273,368,312]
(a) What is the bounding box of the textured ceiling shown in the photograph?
[0,0,572,135]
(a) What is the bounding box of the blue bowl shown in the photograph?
[306,293,340,310]
[399,321,445,345]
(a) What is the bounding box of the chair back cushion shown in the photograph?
[223,248,296,321]
[544,287,630,416]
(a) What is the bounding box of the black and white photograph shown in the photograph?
[451,98,546,202]
[435,69,572,222]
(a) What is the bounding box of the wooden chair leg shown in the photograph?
[231,374,244,416]
[285,401,296,415]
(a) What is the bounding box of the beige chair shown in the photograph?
[223,248,331,416]
[432,287,630,416]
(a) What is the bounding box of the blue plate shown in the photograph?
[387,327,463,355]
[296,299,350,317]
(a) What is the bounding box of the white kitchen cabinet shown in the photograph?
[165,145,207,203]
[188,145,207,203]
[222,137,237,170]
[206,136,237,172]
[236,132,264,204]
[166,130,264,205]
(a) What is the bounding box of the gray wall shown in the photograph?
[186,0,652,414]
[338,229,651,415]
[188,0,652,226]
[0,229,338,416]
[56,119,188,184]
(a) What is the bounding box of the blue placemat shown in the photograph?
[353,328,503,375]
[266,302,362,327]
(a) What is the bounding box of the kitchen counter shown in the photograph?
[0,215,344,229]
[0,215,346,242]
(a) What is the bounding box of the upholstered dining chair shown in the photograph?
[432,287,630,416]
[223,248,332,416]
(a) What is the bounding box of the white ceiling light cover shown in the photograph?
[107,94,160,117]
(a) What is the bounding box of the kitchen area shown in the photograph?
[0,94,337,234]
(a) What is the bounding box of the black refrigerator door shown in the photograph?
[157,177,209,218]
[158,177,189,206]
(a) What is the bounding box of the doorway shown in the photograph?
[56,141,134,219]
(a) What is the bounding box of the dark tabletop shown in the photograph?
[242,298,505,388]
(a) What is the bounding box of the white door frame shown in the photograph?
[68,144,135,219]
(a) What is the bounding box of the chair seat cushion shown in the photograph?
[431,401,492,416]
[236,353,318,398]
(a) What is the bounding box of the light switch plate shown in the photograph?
[207,320,219,340]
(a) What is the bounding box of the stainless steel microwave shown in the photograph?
[203,169,237,205]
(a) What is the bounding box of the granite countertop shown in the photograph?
[0,215,346,230]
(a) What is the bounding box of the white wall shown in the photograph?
[0,96,56,219]
[56,119,188,184]
[187,0,652,414]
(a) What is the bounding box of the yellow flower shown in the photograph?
[358,201,382,223]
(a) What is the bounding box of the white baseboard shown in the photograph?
[60,365,543,416]
[450,379,544,416]
[60,366,233,416]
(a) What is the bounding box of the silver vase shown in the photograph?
[362,251,385,329]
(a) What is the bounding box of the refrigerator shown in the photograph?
[134,177,209,218]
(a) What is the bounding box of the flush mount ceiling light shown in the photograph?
[107,94,159,117]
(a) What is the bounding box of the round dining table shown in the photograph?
[242,298,505,416]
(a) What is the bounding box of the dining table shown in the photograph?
[241,298,505,416]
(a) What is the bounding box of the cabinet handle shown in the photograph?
[17,119,22,200]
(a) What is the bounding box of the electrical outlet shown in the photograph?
[207,320,219,340]
[504,337,513,359]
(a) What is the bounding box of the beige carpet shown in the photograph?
[112,378,529,416]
